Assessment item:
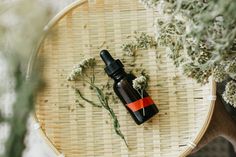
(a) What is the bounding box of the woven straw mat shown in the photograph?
[33,0,216,157]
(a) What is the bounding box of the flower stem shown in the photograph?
[75,88,102,108]
[76,78,129,148]
[141,90,145,116]
[92,84,129,148]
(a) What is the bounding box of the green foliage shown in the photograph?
[0,0,51,157]
[132,75,148,116]
[2,64,41,157]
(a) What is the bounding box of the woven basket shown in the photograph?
[27,0,216,156]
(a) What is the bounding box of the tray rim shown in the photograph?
[26,0,216,156]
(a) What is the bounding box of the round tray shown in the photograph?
[28,0,216,156]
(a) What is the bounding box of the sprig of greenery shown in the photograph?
[68,58,128,148]
[2,63,41,157]
[89,84,128,148]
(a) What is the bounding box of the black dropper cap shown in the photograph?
[100,50,124,76]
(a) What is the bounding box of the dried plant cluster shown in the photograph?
[121,32,160,78]
[0,0,51,157]
[139,0,236,107]
[68,58,129,148]
[122,31,158,56]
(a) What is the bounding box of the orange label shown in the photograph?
[127,97,154,112]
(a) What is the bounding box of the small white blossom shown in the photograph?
[67,57,96,81]
[132,75,147,91]
[225,60,236,79]
[212,64,228,82]
[67,66,83,81]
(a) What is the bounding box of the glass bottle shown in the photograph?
[100,50,159,125]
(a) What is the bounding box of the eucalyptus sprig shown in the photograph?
[68,57,128,148]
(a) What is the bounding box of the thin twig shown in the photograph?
[69,58,129,148]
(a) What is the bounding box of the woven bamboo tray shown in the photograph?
[27,0,216,156]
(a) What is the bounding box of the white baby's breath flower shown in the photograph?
[132,75,147,91]
[80,57,96,68]
[67,57,96,81]
[67,66,83,81]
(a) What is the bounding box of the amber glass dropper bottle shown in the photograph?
[100,50,159,125]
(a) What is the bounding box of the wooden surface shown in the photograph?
[191,95,236,154]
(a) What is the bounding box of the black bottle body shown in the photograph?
[113,71,159,125]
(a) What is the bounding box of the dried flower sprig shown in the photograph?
[0,0,50,157]
[122,31,158,56]
[68,58,128,148]
[223,81,236,108]
[132,75,148,116]
[133,75,148,91]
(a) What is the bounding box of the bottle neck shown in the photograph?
[111,69,127,81]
